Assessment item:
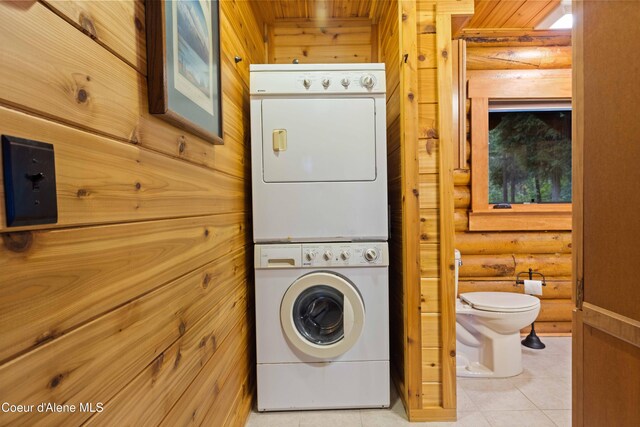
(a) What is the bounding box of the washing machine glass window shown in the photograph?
[293,285,344,345]
[280,272,365,359]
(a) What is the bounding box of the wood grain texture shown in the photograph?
[459,253,571,278]
[0,247,247,425]
[467,45,572,70]
[0,212,245,363]
[400,0,422,414]
[461,29,571,47]
[455,231,572,254]
[42,0,147,73]
[0,1,262,425]
[421,277,440,313]
[435,9,457,411]
[0,1,246,173]
[465,0,560,30]
[0,106,244,232]
[468,69,572,98]
[421,348,442,382]
[85,270,248,426]
[271,44,372,63]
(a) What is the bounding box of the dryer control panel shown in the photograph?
[255,243,388,269]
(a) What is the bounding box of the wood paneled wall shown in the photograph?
[417,0,444,410]
[457,34,573,335]
[0,1,264,425]
[268,19,375,64]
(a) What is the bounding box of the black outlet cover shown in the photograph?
[2,135,58,227]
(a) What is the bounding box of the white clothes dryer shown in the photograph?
[250,64,388,243]
[254,242,390,411]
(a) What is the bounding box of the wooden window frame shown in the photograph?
[468,69,572,231]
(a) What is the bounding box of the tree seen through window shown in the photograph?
[488,110,572,204]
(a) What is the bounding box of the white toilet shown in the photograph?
[454,250,541,378]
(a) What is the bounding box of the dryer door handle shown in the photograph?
[273,129,287,152]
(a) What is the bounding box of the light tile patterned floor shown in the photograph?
[246,337,571,427]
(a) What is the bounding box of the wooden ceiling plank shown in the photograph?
[482,1,526,28]
[525,0,562,28]
[508,0,556,29]
[467,1,501,28]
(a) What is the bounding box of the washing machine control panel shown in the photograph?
[301,243,388,267]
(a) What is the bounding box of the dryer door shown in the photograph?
[261,97,376,183]
[280,271,365,359]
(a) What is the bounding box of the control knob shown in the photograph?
[341,78,350,88]
[323,250,333,261]
[322,78,331,89]
[360,74,375,89]
[340,250,351,261]
[303,78,311,89]
[305,250,317,261]
[364,248,378,262]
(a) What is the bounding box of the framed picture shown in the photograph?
[146,0,223,144]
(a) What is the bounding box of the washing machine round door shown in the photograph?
[280,272,365,359]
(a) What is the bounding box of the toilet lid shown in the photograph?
[459,292,540,313]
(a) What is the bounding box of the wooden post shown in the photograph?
[435,8,457,412]
[399,0,422,414]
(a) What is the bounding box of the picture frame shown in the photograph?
[146,0,223,145]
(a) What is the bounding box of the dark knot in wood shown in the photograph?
[408,92,415,101]
[135,182,141,190]
[49,373,65,389]
[441,49,449,59]
[179,321,186,336]
[76,88,88,103]
[174,350,182,369]
[202,273,211,288]
[2,232,33,253]
[79,13,97,39]
[151,353,164,376]
[426,139,435,155]
[134,16,144,32]
[178,136,186,153]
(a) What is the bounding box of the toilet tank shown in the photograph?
[455,249,462,297]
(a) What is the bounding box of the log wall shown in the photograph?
[0,0,264,425]
[457,34,573,335]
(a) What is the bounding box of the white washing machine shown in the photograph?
[250,64,387,243]
[254,242,390,411]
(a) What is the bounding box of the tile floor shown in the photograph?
[246,337,571,427]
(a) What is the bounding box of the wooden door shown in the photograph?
[573,1,640,426]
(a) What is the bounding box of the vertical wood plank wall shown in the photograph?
[457,36,573,335]
[416,0,443,410]
[0,1,264,425]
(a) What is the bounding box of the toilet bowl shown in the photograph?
[454,251,541,378]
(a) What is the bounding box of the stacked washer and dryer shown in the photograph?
[250,63,390,411]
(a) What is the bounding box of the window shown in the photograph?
[467,69,572,231]
[488,107,572,205]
